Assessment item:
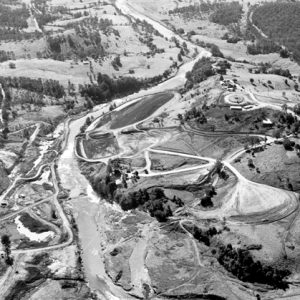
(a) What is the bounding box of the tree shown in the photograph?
[1,235,13,266]
[280,48,289,58]
[85,117,91,126]
[210,44,224,58]
[283,138,294,150]
[248,158,255,168]
[273,129,281,139]
[9,62,16,69]
[294,104,300,115]
[282,104,288,113]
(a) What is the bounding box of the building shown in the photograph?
[262,118,273,127]
[230,106,242,111]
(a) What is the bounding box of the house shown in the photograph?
[115,179,122,186]
[262,118,273,127]
[230,106,242,111]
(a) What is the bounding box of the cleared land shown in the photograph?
[110,92,173,129]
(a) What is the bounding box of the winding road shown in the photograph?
[0,1,299,299]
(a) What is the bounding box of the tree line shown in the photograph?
[0,51,16,63]
[168,1,243,26]
[218,244,290,289]
[80,71,173,105]
[0,76,65,99]
[0,3,29,30]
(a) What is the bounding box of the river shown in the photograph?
[56,1,210,298]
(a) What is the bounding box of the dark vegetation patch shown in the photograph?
[247,38,281,56]
[218,244,290,289]
[209,2,243,26]
[252,2,300,63]
[4,266,47,300]
[187,106,280,134]
[80,72,173,106]
[80,73,145,105]
[0,3,29,29]
[185,57,215,89]
[115,188,183,222]
[0,2,41,41]
[0,162,10,194]
[45,21,104,61]
[168,1,243,26]
[85,159,183,222]
[19,213,51,234]
[184,224,291,289]
[0,76,65,99]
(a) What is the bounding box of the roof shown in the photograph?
[262,118,273,125]
[230,106,242,110]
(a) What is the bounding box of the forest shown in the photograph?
[46,17,107,60]
[80,73,145,104]
[115,188,178,222]
[168,1,243,26]
[80,71,172,105]
[185,57,215,89]
[252,2,300,64]
[0,3,29,29]
[0,76,65,99]
[218,244,290,289]
[85,160,183,222]
[247,38,281,55]
[0,51,16,63]
[209,2,243,26]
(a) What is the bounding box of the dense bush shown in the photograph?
[218,244,290,289]
[210,2,243,26]
[80,70,172,105]
[117,188,174,222]
[194,40,224,58]
[185,57,215,88]
[80,73,144,104]
[0,28,42,42]
[169,3,212,16]
[0,51,15,62]
[184,107,207,123]
[168,1,242,26]
[247,38,281,55]
[0,3,29,29]
[0,76,65,99]
[252,2,300,63]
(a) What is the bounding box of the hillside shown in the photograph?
[0,161,9,195]
[252,2,300,64]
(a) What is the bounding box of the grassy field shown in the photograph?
[234,143,300,192]
[82,135,119,159]
[150,152,205,171]
[110,92,173,129]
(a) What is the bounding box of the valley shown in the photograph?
[0,0,299,299]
